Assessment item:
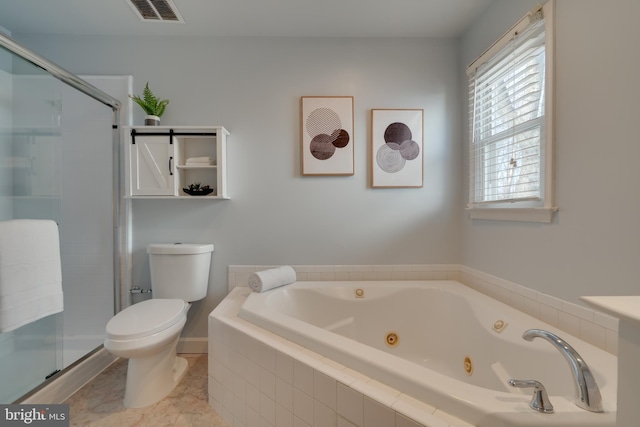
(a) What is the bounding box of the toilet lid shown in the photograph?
[106,299,186,340]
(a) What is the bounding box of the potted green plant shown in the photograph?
[129,82,169,126]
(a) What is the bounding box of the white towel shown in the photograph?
[248,266,297,293]
[186,156,214,165]
[0,220,63,333]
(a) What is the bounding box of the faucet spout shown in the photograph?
[522,328,603,413]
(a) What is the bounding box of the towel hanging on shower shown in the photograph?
[0,219,64,333]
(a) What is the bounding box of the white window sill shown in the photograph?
[467,207,558,223]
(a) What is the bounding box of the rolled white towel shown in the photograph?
[248,266,296,292]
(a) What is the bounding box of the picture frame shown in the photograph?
[301,96,354,175]
[371,109,424,188]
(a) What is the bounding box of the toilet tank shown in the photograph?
[147,243,214,301]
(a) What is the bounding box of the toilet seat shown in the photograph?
[106,299,186,340]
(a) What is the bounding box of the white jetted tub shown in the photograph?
[238,280,616,427]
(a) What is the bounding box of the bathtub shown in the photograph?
[237,280,616,427]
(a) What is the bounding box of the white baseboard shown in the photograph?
[19,347,117,404]
[177,337,207,354]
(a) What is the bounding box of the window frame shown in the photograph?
[466,1,557,223]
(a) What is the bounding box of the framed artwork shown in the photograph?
[301,96,354,175]
[371,109,424,188]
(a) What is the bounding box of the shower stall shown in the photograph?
[0,32,125,403]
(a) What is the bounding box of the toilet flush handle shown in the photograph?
[129,286,152,294]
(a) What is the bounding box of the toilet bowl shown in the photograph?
[105,299,189,407]
[104,243,213,408]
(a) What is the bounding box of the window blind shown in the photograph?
[469,18,546,206]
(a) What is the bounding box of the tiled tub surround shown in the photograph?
[227,265,618,356]
[212,281,617,427]
[210,287,473,427]
[241,280,618,426]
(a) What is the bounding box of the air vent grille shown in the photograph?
[150,0,178,20]
[127,0,184,22]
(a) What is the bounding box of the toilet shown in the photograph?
[104,243,213,408]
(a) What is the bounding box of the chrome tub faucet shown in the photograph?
[508,379,554,413]
[522,328,603,413]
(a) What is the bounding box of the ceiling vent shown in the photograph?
[126,0,184,23]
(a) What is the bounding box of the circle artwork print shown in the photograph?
[376,143,406,173]
[384,122,412,145]
[306,108,341,138]
[376,122,420,173]
[306,108,350,160]
[309,134,337,160]
[399,139,420,160]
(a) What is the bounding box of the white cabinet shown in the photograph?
[125,126,229,199]
[129,134,177,196]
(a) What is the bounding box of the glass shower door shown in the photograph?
[0,45,116,403]
[57,79,115,368]
[0,49,63,403]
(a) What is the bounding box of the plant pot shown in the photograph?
[144,115,160,126]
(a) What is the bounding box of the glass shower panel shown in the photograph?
[0,47,62,403]
[0,44,12,219]
[58,82,114,367]
[10,74,62,220]
[0,44,115,403]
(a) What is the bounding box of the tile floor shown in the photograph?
[64,354,229,427]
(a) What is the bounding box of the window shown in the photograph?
[467,2,556,223]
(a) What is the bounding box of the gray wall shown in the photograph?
[460,0,640,302]
[13,35,463,337]
[15,0,639,340]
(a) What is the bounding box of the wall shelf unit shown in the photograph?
[124,126,229,199]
